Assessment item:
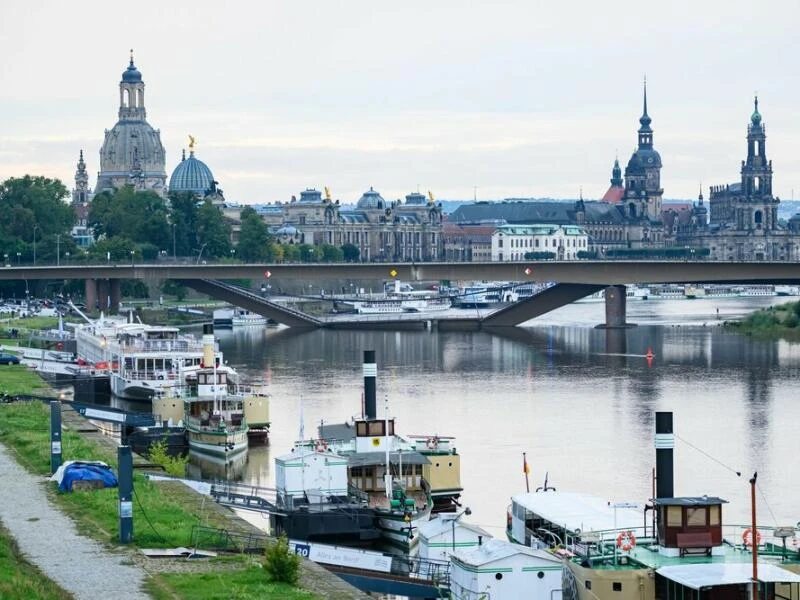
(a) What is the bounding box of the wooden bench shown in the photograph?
[676,531,714,556]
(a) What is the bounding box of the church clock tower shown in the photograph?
[622,79,663,223]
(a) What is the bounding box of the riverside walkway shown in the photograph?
[0,442,149,599]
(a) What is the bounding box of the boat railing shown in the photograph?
[118,338,206,353]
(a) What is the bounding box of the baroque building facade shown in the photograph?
[95,53,167,196]
[670,98,800,261]
[448,82,665,258]
[255,188,444,261]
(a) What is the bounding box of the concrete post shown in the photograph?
[97,279,110,312]
[84,279,98,313]
[118,445,133,543]
[49,401,62,474]
[604,285,627,328]
[110,280,121,314]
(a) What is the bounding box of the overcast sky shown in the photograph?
[2,0,799,205]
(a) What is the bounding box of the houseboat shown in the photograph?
[506,412,800,600]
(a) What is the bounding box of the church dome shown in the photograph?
[122,57,142,83]
[627,147,662,171]
[169,150,214,195]
[357,187,385,209]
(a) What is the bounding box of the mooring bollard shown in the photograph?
[49,401,62,474]
[118,445,133,543]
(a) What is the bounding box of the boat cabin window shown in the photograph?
[709,505,720,525]
[686,507,706,527]
[667,506,682,526]
[355,419,394,437]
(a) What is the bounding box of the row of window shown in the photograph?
[499,237,587,249]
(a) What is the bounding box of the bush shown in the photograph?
[264,535,300,585]
[146,439,187,477]
[784,313,799,329]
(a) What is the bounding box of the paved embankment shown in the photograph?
[0,443,149,599]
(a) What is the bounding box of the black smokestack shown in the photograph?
[203,324,214,335]
[363,350,377,420]
[655,411,674,499]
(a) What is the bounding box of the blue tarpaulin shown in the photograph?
[53,461,118,492]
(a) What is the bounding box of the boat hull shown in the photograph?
[376,507,431,551]
[187,428,248,458]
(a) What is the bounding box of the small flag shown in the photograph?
[523,455,530,475]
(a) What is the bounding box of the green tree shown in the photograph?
[0,175,74,262]
[168,191,199,258]
[281,244,299,263]
[194,199,231,260]
[161,280,188,301]
[341,243,360,262]
[237,207,270,261]
[88,186,170,249]
[320,244,343,262]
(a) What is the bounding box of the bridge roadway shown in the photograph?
[4,261,799,328]
[2,260,800,285]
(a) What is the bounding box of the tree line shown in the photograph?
[0,175,361,265]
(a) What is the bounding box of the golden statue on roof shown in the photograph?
[324,186,331,201]
[188,135,196,152]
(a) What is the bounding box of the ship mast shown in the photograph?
[384,395,392,502]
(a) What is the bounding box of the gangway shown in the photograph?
[62,400,158,427]
[209,481,284,514]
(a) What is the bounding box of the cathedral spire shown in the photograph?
[639,76,652,132]
[751,93,762,126]
[610,157,623,187]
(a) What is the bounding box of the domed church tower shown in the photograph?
[96,51,167,195]
[622,78,663,222]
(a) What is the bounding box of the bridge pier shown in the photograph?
[109,280,121,314]
[600,285,635,329]
[85,279,97,312]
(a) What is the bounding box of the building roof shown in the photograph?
[357,187,386,209]
[510,491,642,535]
[451,538,562,568]
[450,200,626,226]
[656,563,800,591]
[169,150,214,195]
[494,224,586,236]
[121,56,142,83]
[345,451,429,468]
[602,186,624,203]
[418,515,491,540]
[653,496,728,506]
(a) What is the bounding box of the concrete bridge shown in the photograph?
[3,261,799,329]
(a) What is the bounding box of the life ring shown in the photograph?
[426,437,438,450]
[315,439,328,453]
[616,530,637,552]
[743,528,762,547]
[56,343,64,351]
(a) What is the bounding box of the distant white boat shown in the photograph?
[231,310,268,326]
[337,280,451,314]
[774,285,800,296]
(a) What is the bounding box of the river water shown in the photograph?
[191,295,800,539]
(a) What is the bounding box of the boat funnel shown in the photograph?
[202,324,215,367]
[363,350,377,420]
[655,411,674,498]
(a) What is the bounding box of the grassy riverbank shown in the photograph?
[725,300,800,340]
[0,399,328,598]
[0,365,51,395]
[0,522,72,600]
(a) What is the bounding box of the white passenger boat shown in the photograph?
[231,309,268,326]
[738,285,777,297]
[339,280,451,314]
[72,308,212,402]
[775,285,800,296]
